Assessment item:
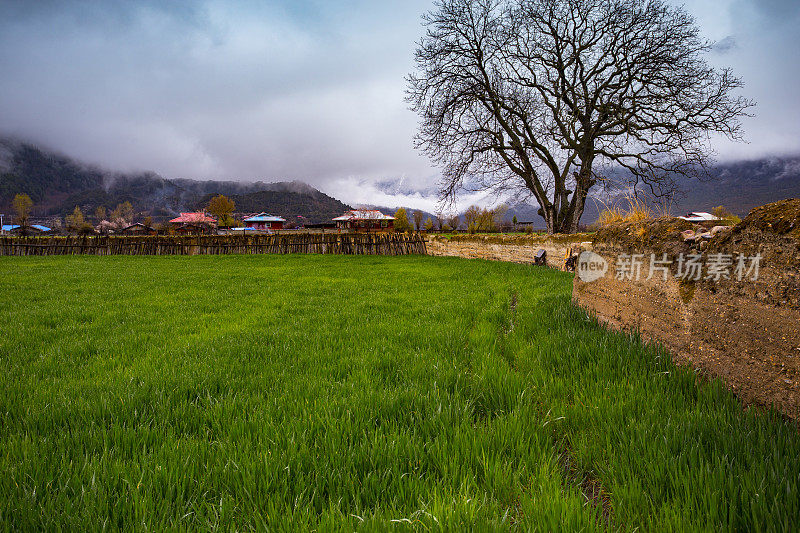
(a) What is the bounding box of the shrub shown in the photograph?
[712,205,742,225]
[597,195,659,226]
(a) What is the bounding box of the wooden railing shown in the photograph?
[0,234,427,256]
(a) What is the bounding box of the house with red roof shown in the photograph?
[169,212,217,234]
[332,210,394,232]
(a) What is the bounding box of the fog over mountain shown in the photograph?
[0,137,350,223]
[2,137,799,229]
[0,0,799,212]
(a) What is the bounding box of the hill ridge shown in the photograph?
[0,137,351,223]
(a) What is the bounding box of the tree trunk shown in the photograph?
[564,186,588,234]
[542,188,588,234]
[546,164,593,234]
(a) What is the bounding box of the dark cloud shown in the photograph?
[706,0,800,160]
[0,0,797,207]
[712,36,737,54]
[749,0,800,19]
[0,0,436,198]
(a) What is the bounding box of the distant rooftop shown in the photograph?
[169,212,217,224]
[243,213,286,223]
[332,210,394,221]
[121,223,154,230]
[2,224,51,232]
[678,212,720,222]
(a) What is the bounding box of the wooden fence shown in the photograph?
[0,234,427,257]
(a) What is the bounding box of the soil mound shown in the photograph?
[711,199,800,274]
[735,198,800,239]
[593,216,693,256]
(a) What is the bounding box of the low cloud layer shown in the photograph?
[0,0,798,208]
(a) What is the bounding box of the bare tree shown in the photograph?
[446,214,461,231]
[463,205,481,232]
[407,0,752,233]
[412,210,424,231]
[110,202,135,227]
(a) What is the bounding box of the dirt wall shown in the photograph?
[428,234,593,270]
[573,200,800,419]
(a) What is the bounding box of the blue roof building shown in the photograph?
[1,224,51,233]
[243,213,285,230]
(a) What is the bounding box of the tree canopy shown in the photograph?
[407,0,752,233]
[110,202,134,225]
[65,206,85,231]
[394,208,412,233]
[206,195,236,226]
[12,193,33,226]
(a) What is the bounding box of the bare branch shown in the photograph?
[407,0,753,233]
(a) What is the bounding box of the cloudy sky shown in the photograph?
[0,0,798,210]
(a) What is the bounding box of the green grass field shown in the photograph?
[1,255,798,531]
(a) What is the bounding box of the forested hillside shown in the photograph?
[0,138,350,222]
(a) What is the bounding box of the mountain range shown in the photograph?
[0,138,351,224]
[193,189,351,224]
[463,158,800,228]
[375,160,800,227]
[1,136,799,227]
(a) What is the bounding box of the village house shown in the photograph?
[169,212,217,234]
[120,223,157,235]
[243,213,285,231]
[677,211,723,230]
[678,212,720,223]
[175,224,210,235]
[332,210,395,232]
[1,224,51,235]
